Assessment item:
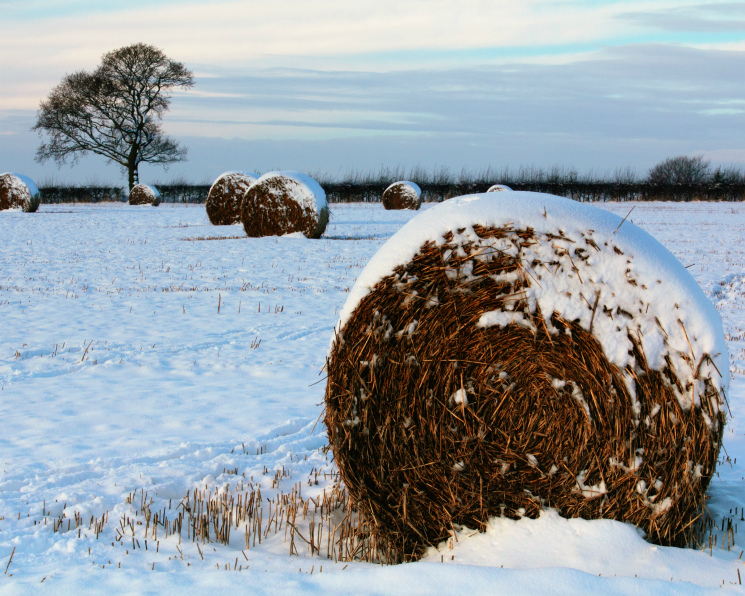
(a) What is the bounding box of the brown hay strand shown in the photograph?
[206,172,257,225]
[325,225,724,563]
[0,173,40,212]
[242,174,328,239]
[129,184,160,206]
[382,181,422,210]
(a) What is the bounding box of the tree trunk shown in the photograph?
[127,150,139,191]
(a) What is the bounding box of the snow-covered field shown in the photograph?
[1,201,744,594]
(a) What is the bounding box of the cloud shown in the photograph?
[0,0,670,114]
[621,2,745,32]
[159,43,745,145]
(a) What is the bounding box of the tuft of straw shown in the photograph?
[206,172,258,225]
[325,224,724,563]
[382,181,422,210]
[0,173,41,212]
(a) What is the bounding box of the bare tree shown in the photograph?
[33,43,194,190]
[648,155,711,185]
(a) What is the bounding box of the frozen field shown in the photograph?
[1,200,744,594]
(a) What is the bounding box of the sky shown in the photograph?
[1,0,744,185]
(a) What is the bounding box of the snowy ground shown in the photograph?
[1,201,744,594]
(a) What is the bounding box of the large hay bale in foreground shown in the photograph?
[382,181,422,210]
[325,192,727,562]
[487,183,512,192]
[241,171,328,238]
[206,171,259,225]
[129,184,161,206]
[0,173,40,212]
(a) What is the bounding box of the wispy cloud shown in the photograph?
[621,2,745,32]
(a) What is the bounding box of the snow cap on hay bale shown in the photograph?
[129,184,161,206]
[206,171,259,225]
[241,171,328,238]
[325,192,727,562]
[0,173,41,212]
[487,183,512,192]
[382,180,422,210]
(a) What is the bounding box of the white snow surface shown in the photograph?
[256,171,327,212]
[338,193,729,421]
[1,201,745,594]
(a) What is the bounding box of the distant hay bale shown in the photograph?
[325,192,727,562]
[487,184,512,192]
[0,173,41,212]
[382,181,422,210]
[129,184,161,206]
[206,171,259,225]
[241,171,328,239]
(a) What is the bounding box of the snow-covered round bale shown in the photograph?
[0,173,41,212]
[382,181,422,210]
[325,192,727,562]
[128,184,161,206]
[487,183,512,192]
[241,171,328,238]
[205,171,259,225]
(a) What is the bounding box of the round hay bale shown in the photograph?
[0,173,40,212]
[382,181,422,210]
[206,171,259,225]
[129,184,161,206]
[241,171,328,239]
[325,192,727,562]
[487,183,512,192]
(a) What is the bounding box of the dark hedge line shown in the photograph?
[155,184,211,203]
[39,186,127,203]
[323,181,745,203]
[39,181,745,204]
[38,184,211,204]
